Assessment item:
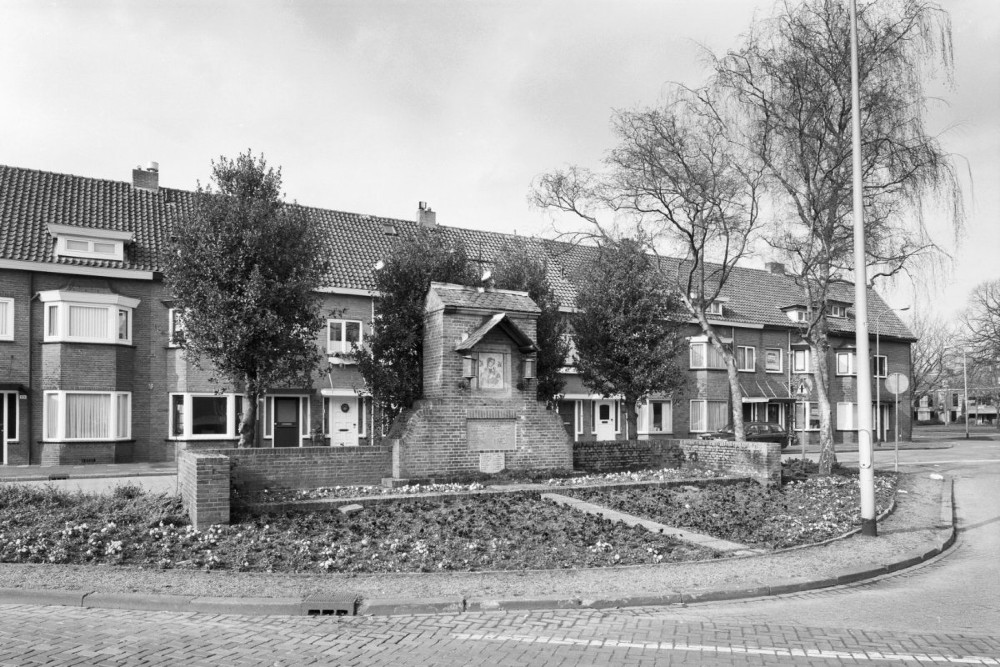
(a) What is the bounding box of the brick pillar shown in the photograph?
[179,451,231,529]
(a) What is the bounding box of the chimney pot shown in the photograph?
[417,201,436,228]
[765,261,786,275]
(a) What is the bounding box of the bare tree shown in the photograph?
[908,310,954,413]
[533,88,764,439]
[712,0,964,473]
[960,280,1000,428]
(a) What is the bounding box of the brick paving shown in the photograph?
[0,603,997,666]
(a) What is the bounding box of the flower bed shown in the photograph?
[0,484,715,573]
[564,471,897,549]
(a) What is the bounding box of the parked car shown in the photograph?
[697,421,798,450]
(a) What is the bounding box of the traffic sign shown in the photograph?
[885,373,909,395]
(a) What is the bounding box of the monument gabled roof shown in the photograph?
[429,282,540,314]
[455,312,536,353]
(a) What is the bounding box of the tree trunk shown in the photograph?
[725,359,745,441]
[625,395,639,442]
[811,341,836,475]
[239,377,260,448]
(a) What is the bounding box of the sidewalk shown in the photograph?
[0,462,176,482]
[0,473,956,618]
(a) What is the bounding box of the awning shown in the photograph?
[739,378,794,403]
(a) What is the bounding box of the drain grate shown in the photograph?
[301,593,358,617]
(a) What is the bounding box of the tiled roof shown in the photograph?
[430,283,540,313]
[0,164,914,341]
[454,312,536,353]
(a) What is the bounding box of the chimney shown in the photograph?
[132,161,159,192]
[765,261,786,275]
[417,201,437,228]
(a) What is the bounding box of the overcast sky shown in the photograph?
[1,0,996,318]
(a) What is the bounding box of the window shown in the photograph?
[872,355,887,378]
[836,351,856,376]
[689,341,727,370]
[765,348,783,373]
[575,400,584,435]
[168,308,185,347]
[1,391,18,441]
[736,346,756,372]
[169,393,244,439]
[836,402,859,430]
[785,308,808,323]
[830,304,848,318]
[43,391,131,440]
[39,290,138,344]
[638,400,673,434]
[707,301,724,316]
[689,399,728,432]
[792,348,810,373]
[0,298,12,341]
[794,401,821,431]
[48,223,131,262]
[328,319,363,356]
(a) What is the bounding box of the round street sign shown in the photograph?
[885,372,909,395]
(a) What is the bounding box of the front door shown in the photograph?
[594,400,616,440]
[331,398,359,447]
[273,397,300,448]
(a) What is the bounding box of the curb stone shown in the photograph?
[0,477,957,617]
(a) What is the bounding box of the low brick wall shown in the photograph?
[39,440,134,466]
[573,438,781,486]
[177,446,394,529]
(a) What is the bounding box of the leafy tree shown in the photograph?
[492,241,569,407]
[533,87,764,439]
[164,151,328,448]
[355,229,478,430]
[572,237,688,438]
[712,0,963,473]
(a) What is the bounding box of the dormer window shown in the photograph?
[48,224,133,263]
[707,301,724,316]
[829,304,848,318]
[39,290,139,345]
[781,307,808,323]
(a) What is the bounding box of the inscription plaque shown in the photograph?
[467,418,516,452]
[479,452,506,473]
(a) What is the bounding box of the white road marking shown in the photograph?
[451,632,1000,664]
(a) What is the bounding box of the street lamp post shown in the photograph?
[943,345,970,440]
[875,306,910,444]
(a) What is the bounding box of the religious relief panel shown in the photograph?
[478,352,505,390]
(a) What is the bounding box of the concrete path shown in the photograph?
[541,492,760,554]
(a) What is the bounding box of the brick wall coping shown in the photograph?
[242,476,749,515]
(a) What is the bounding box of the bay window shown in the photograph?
[638,400,673,435]
[43,391,131,440]
[169,393,244,439]
[689,399,728,433]
[39,290,139,344]
[689,340,728,370]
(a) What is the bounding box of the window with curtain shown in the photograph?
[689,342,727,369]
[44,391,130,440]
[690,400,728,432]
[39,290,138,344]
[639,400,673,434]
[68,305,109,339]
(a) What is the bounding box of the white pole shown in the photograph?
[963,348,969,440]
[894,389,899,472]
[849,0,877,537]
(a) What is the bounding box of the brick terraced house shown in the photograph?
[0,163,915,466]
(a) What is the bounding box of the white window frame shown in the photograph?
[736,346,756,372]
[873,355,888,378]
[830,304,848,318]
[794,401,821,432]
[43,390,131,441]
[39,290,138,345]
[48,223,132,263]
[689,399,728,433]
[261,395,311,444]
[638,399,673,435]
[574,400,584,436]
[327,319,363,358]
[836,351,857,376]
[689,340,728,370]
[168,308,185,347]
[792,348,810,373]
[785,308,808,323]
[764,348,783,373]
[0,298,13,341]
[169,393,244,440]
[707,301,724,316]
[836,402,859,431]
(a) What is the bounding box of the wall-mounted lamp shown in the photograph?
[462,355,477,380]
[523,355,536,380]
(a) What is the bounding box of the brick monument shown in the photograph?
[388,282,572,479]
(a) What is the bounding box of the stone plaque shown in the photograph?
[467,419,516,451]
[479,452,506,474]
